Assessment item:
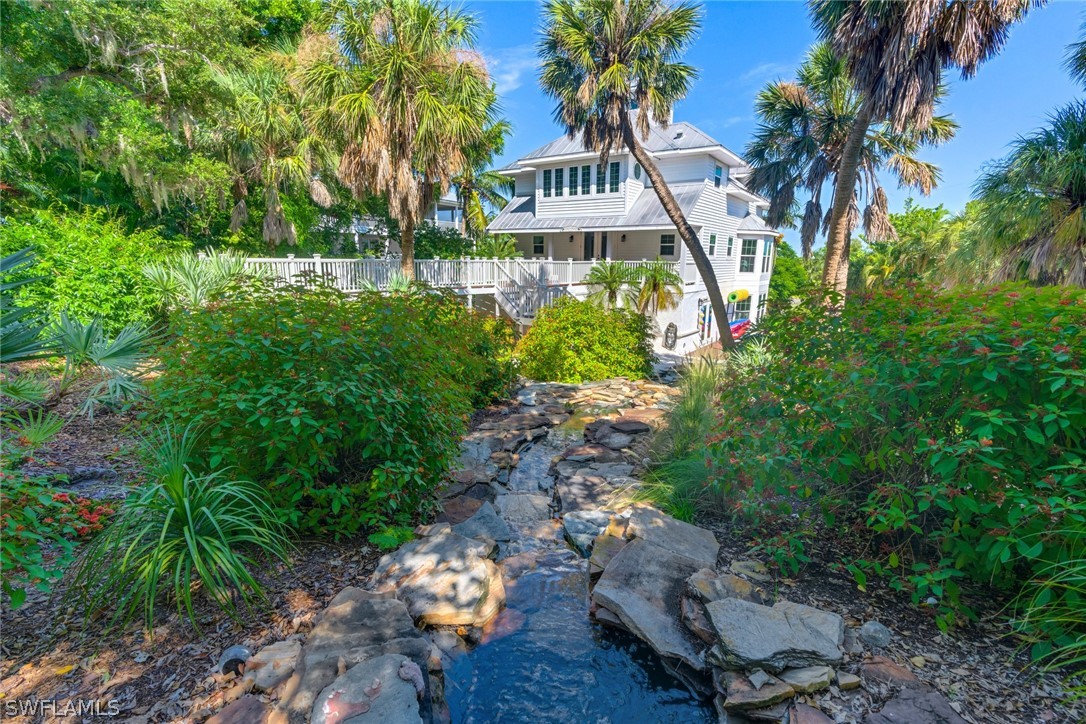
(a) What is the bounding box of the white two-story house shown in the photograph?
[488,116,778,353]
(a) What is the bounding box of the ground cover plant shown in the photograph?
[149,281,514,537]
[699,283,1085,664]
[514,296,654,383]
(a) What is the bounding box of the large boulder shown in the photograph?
[625,507,719,568]
[370,532,504,627]
[310,654,424,724]
[276,589,431,722]
[706,598,844,672]
[591,538,708,671]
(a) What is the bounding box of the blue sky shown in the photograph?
[466,0,1085,251]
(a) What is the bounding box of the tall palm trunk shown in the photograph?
[621,117,734,348]
[401,216,415,278]
[822,100,872,295]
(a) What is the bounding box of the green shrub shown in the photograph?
[514,297,653,383]
[0,209,189,332]
[704,284,1086,640]
[70,424,290,630]
[148,283,513,536]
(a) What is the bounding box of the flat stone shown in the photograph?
[837,671,861,690]
[556,474,618,514]
[863,685,967,724]
[246,640,301,691]
[862,655,920,686]
[614,407,666,425]
[779,665,834,693]
[790,702,835,724]
[370,533,503,627]
[687,568,766,605]
[497,412,557,429]
[459,430,506,465]
[720,671,795,711]
[276,588,430,721]
[587,462,635,480]
[489,451,519,468]
[591,538,708,670]
[592,603,630,632]
[438,496,483,524]
[311,654,423,724]
[706,598,844,672]
[860,620,893,649]
[595,428,634,450]
[745,701,791,721]
[207,695,270,724]
[562,444,625,463]
[626,507,719,568]
[494,494,552,523]
[680,596,716,645]
[451,501,512,543]
[730,559,772,582]
[588,533,627,576]
[609,418,652,434]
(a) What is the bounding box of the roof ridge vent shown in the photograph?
[674,130,684,139]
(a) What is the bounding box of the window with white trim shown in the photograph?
[734,297,751,318]
[740,238,757,273]
[757,294,767,318]
[714,165,723,188]
[569,166,579,196]
[762,239,773,273]
[660,234,676,256]
[533,235,545,255]
[554,168,564,197]
[596,164,605,194]
[581,165,591,195]
[609,161,620,193]
[708,234,717,256]
[727,236,734,256]
[543,170,552,198]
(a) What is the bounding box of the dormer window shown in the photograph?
[555,167,564,197]
[569,166,579,196]
[596,164,605,194]
[543,169,552,198]
[581,165,591,195]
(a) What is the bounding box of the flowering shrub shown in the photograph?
[705,284,1086,636]
[148,283,514,537]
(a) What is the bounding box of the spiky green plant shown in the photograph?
[143,248,258,309]
[69,424,292,632]
[585,261,638,310]
[3,409,65,448]
[53,313,155,417]
[1015,543,1086,696]
[0,248,53,364]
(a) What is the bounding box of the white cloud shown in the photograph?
[486,44,540,95]
[736,61,794,87]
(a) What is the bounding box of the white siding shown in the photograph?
[689,178,740,284]
[653,155,711,184]
[514,173,536,196]
[534,158,630,218]
[727,196,749,218]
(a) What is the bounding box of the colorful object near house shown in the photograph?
[730,319,752,338]
[727,289,750,303]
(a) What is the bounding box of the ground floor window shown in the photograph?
[734,297,751,318]
[533,235,545,255]
[740,238,757,273]
[660,233,676,256]
[708,233,716,255]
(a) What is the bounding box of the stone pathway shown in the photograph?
[214,377,969,724]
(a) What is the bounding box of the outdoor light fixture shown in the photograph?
[621,234,627,243]
[569,234,574,243]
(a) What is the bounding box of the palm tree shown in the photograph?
[585,260,639,310]
[745,43,956,264]
[302,0,497,277]
[636,260,684,315]
[974,101,1086,286]
[212,47,336,248]
[455,120,515,239]
[473,234,522,259]
[538,0,735,347]
[1067,14,1086,87]
[809,0,1035,295]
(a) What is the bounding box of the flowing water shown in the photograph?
[443,432,715,723]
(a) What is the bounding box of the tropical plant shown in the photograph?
[302,0,498,278]
[514,297,654,383]
[0,248,52,366]
[1067,13,1086,88]
[585,261,639,310]
[809,0,1035,294]
[53,313,155,418]
[635,260,684,315]
[212,46,337,248]
[745,43,956,265]
[455,120,515,239]
[143,247,261,309]
[69,424,291,631]
[538,0,733,346]
[473,234,522,259]
[767,242,811,307]
[973,101,1086,286]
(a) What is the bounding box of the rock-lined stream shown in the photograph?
[443,433,714,722]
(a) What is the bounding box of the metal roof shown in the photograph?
[737,214,776,233]
[488,182,706,233]
[514,113,745,165]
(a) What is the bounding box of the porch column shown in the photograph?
[678,232,690,283]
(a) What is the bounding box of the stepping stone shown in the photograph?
[706,598,844,672]
[594,428,634,450]
[452,501,512,543]
[556,474,619,514]
[311,654,423,724]
[494,493,552,523]
[626,507,719,568]
[687,568,766,605]
[370,532,504,627]
[609,418,652,434]
[591,538,708,671]
[561,443,625,463]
